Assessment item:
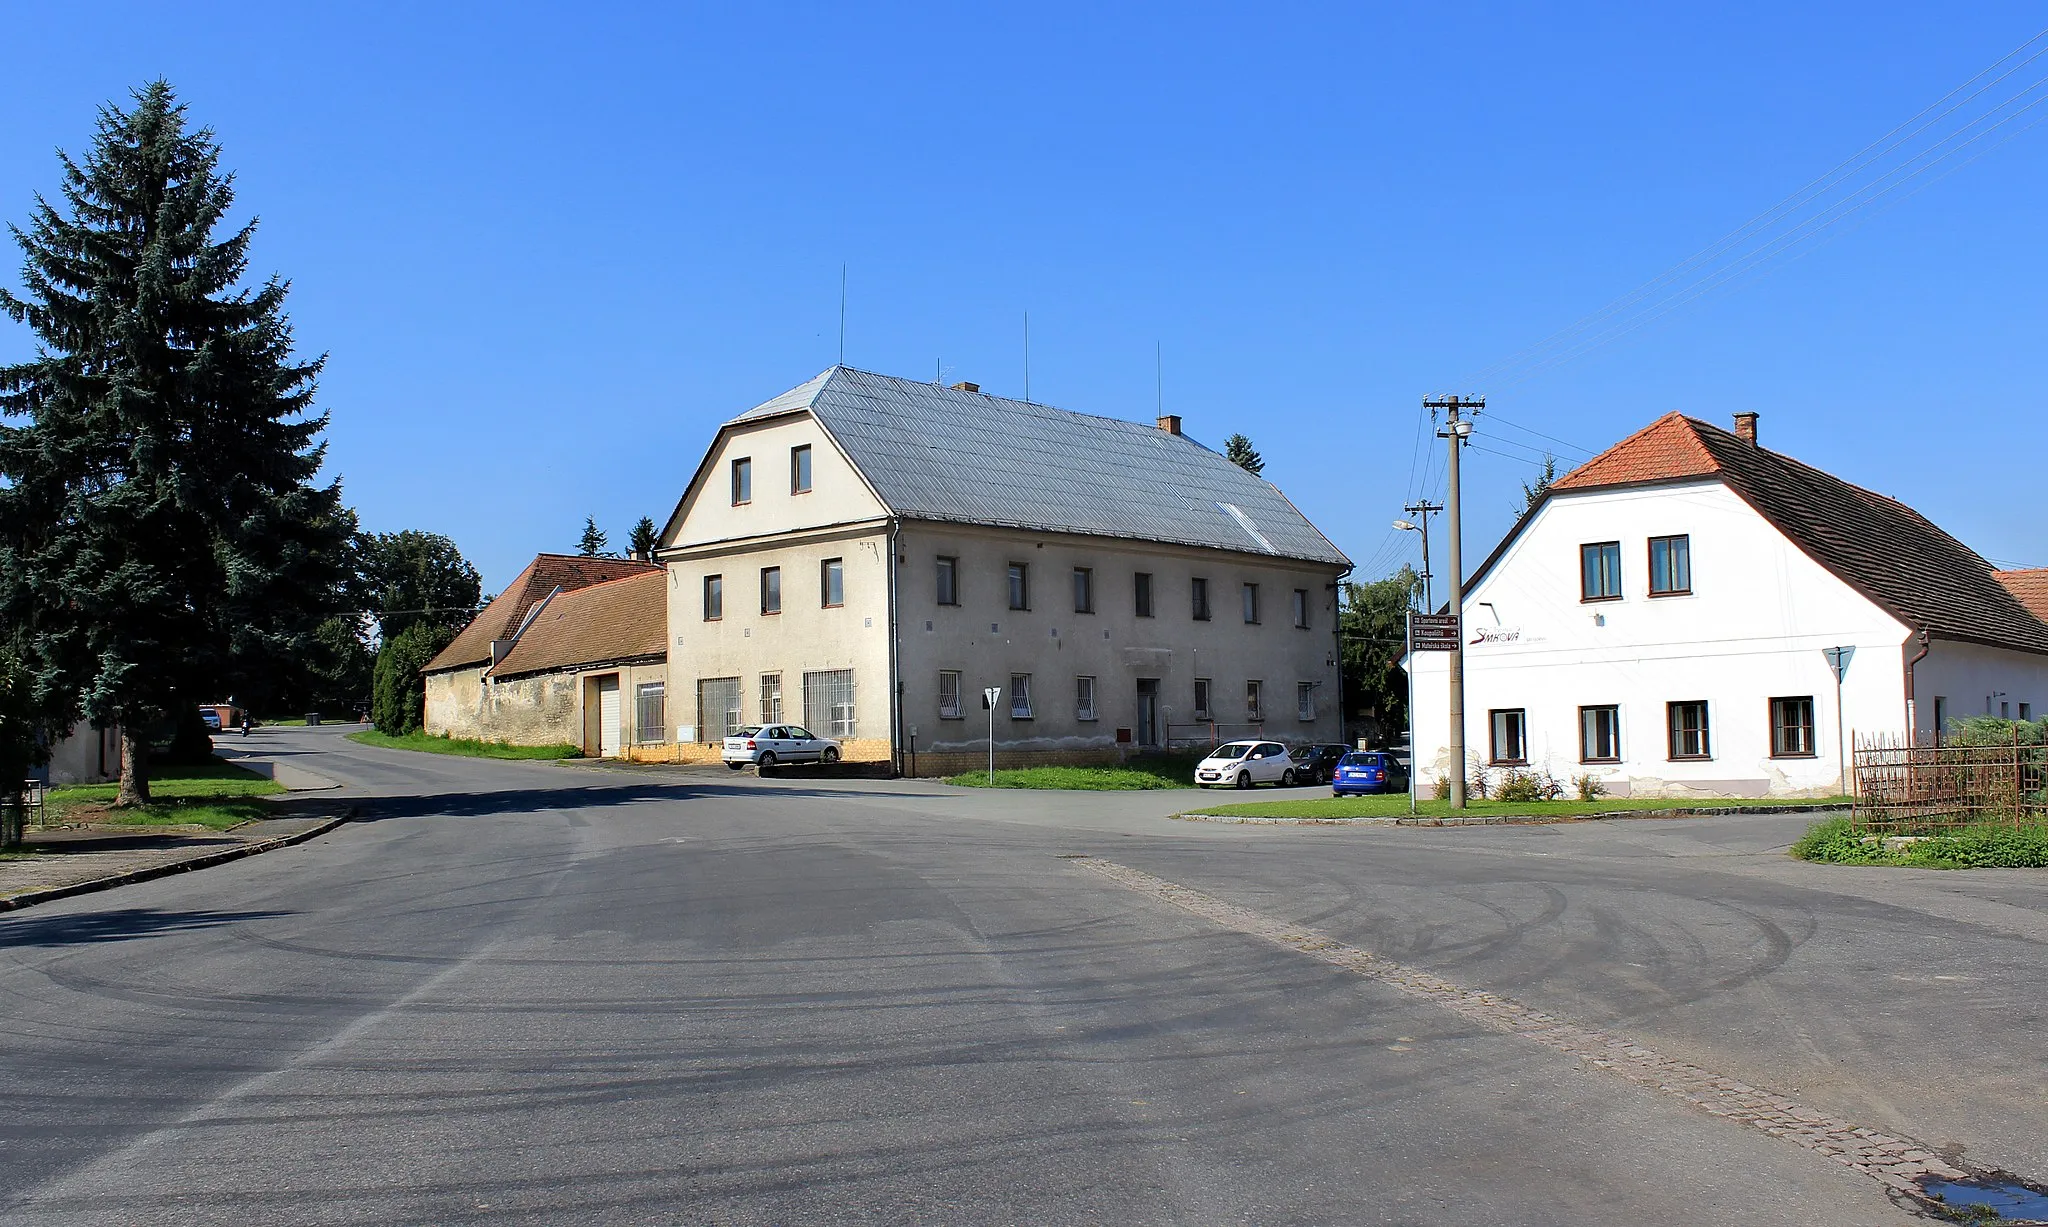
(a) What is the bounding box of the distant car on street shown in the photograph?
[1288,743,1352,786]
[1194,740,1301,788]
[722,725,843,771]
[199,708,222,731]
[1331,750,1407,796]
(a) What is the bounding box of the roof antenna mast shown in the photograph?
[838,264,847,367]
[1023,310,1031,403]
[1156,340,1163,417]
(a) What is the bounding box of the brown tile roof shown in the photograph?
[1996,568,2048,623]
[425,554,660,673]
[1544,415,2048,655]
[490,568,667,678]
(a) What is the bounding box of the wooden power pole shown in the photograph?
[1428,395,1482,808]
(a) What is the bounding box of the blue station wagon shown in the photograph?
[1331,751,1404,797]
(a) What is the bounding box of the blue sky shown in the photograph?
[4,4,2046,592]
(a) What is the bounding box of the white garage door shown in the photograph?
[597,676,622,758]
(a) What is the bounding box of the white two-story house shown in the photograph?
[1407,411,2048,798]
[655,367,1352,773]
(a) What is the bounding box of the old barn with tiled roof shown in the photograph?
[1409,412,2048,799]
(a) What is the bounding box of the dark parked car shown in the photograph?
[1288,743,1352,786]
[1332,750,1407,796]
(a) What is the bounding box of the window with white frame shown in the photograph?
[1076,675,1097,721]
[938,670,963,719]
[803,669,856,737]
[1009,673,1033,719]
[759,672,783,723]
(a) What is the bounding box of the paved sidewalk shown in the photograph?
[0,804,350,907]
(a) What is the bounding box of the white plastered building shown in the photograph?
[1407,412,2048,798]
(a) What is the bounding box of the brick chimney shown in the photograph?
[949,381,980,394]
[1156,414,1182,435]
[1733,412,1759,446]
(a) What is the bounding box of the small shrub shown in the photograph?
[1431,773,1451,800]
[1574,772,1608,803]
[1494,768,1565,803]
[1789,816,2048,869]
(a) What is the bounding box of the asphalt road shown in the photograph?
[1,726,2040,1225]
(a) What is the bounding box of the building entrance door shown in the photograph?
[1136,678,1160,747]
[597,676,622,757]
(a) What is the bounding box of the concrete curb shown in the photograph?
[0,809,354,914]
[1175,804,1853,827]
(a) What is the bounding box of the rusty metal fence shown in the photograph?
[1851,730,2048,834]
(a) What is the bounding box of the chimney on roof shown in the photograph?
[1733,412,1759,446]
[950,381,979,393]
[1156,414,1182,435]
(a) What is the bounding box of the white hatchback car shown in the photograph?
[1194,740,1302,789]
[722,725,843,771]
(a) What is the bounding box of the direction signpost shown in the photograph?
[1408,613,1461,653]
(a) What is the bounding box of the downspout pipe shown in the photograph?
[1903,627,1931,742]
[887,518,903,777]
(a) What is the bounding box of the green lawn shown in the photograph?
[347,729,580,760]
[44,759,283,832]
[1187,794,1853,820]
[1791,816,2048,869]
[946,758,1199,790]
[48,759,285,808]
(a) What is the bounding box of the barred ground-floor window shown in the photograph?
[803,669,857,737]
[759,672,783,723]
[635,681,666,743]
[697,676,743,743]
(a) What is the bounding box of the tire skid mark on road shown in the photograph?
[1072,856,1986,1209]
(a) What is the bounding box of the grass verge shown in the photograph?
[79,800,274,832]
[946,758,1198,790]
[1188,795,1853,820]
[48,759,285,809]
[347,729,580,760]
[1790,816,2048,869]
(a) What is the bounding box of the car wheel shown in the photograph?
[1235,771,1252,789]
[822,746,841,764]
[1280,768,1297,787]
[757,751,777,773]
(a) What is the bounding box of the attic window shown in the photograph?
[1581,541,1622,602]
[791,445,812,494]
[731,457,752,505]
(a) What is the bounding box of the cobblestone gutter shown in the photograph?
[1072,855,2001,1214]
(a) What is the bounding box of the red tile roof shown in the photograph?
[425,554,660,674]
[490,569,667,678]
[1996,568,2048,623]
[1542,415,2048,655]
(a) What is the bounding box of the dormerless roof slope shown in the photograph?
[1996,568,2048,624]
[1550,412,2048,655]
[426,554,660,674]
[490,568,667,679]
[725,367,1349,566]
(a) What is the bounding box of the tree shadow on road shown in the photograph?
[349,780,943,822]
[0,906,295,948]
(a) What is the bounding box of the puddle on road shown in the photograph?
[1922,1176,2048,1223]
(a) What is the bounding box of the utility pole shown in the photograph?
[1428,395,1482,808]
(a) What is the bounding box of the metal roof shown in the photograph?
[731,367,1349,566]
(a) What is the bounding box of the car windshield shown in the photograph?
[1209,743,1253,760]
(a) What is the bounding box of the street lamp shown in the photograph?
[1393,518,1432,609]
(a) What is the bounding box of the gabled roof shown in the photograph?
[709,367,1349,566]
[1996,568,2048,624]
[490,568,666,679]
[1542,413,2048,655]
[426,554,660,673]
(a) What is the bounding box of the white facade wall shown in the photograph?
[1409,480,1912,798]
[1912,641,2048,738]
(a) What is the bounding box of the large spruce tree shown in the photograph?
[0,81,348,805]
